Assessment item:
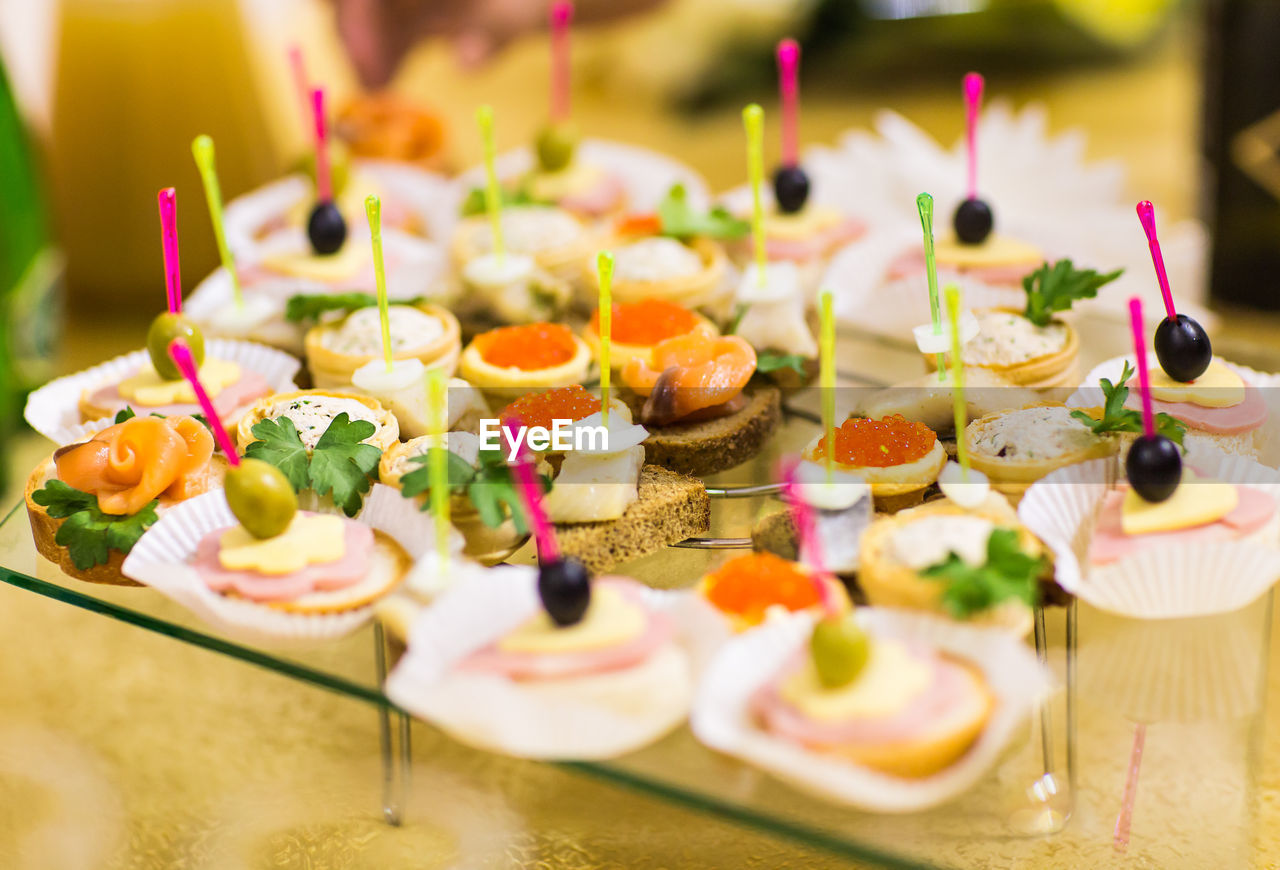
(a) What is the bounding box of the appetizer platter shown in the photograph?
[7,18,1280,865]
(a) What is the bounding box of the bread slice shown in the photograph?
[628,386,781,477]
[25,453,228,586]
[555,465,710,572]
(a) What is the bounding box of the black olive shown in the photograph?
[1126,434,1182,503]
[1154,314,1212,383]
[537,557,591,627]
[952,197,993,245]
[772,164,810,214]
[307,201,347,255]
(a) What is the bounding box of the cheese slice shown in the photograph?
[260,242,369,283]
[497,585,646,653]
[526,162,605,201]
[779,638,933,721]
[1122,471,1239,535]
[935,235,1041,268]
[542,445,645,523]
[764,206,843,241]
[1148,360,1245,408]
[118,357,241,406]
[217,514,347,575]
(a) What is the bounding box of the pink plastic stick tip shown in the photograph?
[777,39,799,94]
[551,0,573,28]
[502,417,558,560]
[167,340,240,464]
[1135,200,1157,240]
[1135,200,1177,318]
[310,88,327,144]
[963,72,984,108]
[1129,297,1156,438]
[157,187,182,313]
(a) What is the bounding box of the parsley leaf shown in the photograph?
[658,184,749,241]
[31,480,159,570]
[244,414,383,517]
[244,417,311,492]
[399,449,477,501]
[920,528,1042,619]
[1021,259,1123,327]
[755,350,808,376]
[723,303,748,336]
[459,186,538,217]
[114,407,136,423]
[284,293,426,323]
[1068,361,1186,446]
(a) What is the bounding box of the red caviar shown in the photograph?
[703,552,821,624]
[590,299,700,347]
[473,323,578,371]
[814,415,936,468]
[499,385,601,432]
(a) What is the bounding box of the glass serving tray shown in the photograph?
[2,321,1277,869]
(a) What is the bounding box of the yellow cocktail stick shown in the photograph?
[743,103,767,286]
[597,250,614,428]
[945,284,969,479]
[427,366,452,568]
[476,105,505,261]
[819,288,836,482]
[191,135,241,307]
[365,195,393,373]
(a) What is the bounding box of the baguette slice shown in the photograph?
[555,465,710,573]
[630,386,781,478]
[25,453,228,586]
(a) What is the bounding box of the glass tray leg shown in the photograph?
[374,621,412,826]
[1007,599,1076,835]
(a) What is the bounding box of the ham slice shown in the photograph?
[1088,484,1276,565]
[886,248,1036,286]
[458,581,672,681]
[1128,383,1268,435]
[87,368,270,420]
[765,217,866,263]
[193,516,375,602]
[750,649,977,747]
[558,171,626,217]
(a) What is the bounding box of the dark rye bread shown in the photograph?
[624,386,781,478]
[555,464,710,573]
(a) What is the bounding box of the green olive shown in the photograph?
[810,615,870,689]
[147,313,205,380]
[535,121,579,173]
[293,138,351,197]
[225,458,298,539]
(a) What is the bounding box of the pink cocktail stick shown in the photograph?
[502,417,559,561]
[288,45,310,131]
[1113,723,1146,851]
[311,88,333,203]
[963,72,983,201]
[157,188,182,314]
[779,458,840,620]
[777,38,801,168]
[1129,297,1156,438]
[168,340,240,464]
[550,1,574,121]
[1136,201,1177,320]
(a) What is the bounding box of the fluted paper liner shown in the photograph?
[24,339,301,446]
[1019,451,1280,619]
[120,484,433,646]
[385,571,730,760]
[690,608,1050,812]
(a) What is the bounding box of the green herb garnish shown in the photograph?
[920,527,1042,618]
[284,292,425,323]
[1068,361,1186,446]
[1021,259,1123,327]
[755,350,808,377]
[399,448,546,534]
[31,480,159,570]
[460,186,538,217]
[244,414,382,516]
[657,184,749,241]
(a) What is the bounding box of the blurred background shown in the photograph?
[5,2,1280,866]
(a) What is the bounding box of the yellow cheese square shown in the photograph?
[118,357,240,406]
[764,206,842,241]
[217,514,347,575]
[779,639,932,722]
[261,242,369,283]
[1122,472,1238,535]
[1147,360,1245,408]
[497,585,646,653]
[935,235,1041,268]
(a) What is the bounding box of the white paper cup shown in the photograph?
[385,570,729,760]
[1018,451,1280,619]
[120,484,433,646]
[690,607,1050,812]
[24,339,301,446]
